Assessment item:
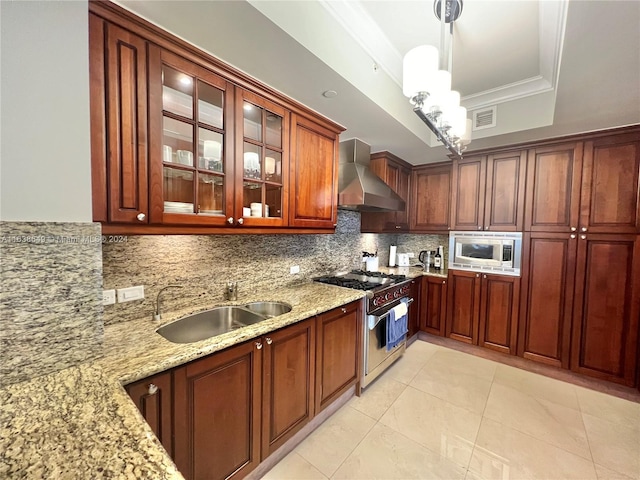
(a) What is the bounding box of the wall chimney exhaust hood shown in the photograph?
[338,139,406,212]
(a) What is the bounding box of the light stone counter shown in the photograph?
[0,281,366,479]
[377,265,449,279]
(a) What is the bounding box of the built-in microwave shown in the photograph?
[448,231,522,276]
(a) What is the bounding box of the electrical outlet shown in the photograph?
[290,265,300,274]
[116,285,145,303]
[102,289,116,306]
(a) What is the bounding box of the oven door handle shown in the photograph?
[367,298,414,330]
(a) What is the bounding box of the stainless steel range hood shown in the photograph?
[338,139,406,212]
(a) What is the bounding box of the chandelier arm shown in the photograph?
[413,105,463,158]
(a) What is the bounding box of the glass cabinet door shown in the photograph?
[238,90,288,224]
[156,51,232,224]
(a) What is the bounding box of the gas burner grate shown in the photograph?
[349,270,407,281]
[314,276,379,291]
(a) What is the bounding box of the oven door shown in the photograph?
[365,297,413,377]
[455,237,504,266]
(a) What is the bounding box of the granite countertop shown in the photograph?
[377,264,448,279]
[0,281,366,479]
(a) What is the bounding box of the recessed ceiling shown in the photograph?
[117,0,640,164]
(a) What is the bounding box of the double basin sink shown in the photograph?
[156,301,292,344]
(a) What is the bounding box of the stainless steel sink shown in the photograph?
[157,306,265,344]
[243,301,292,318]
[156,302,292,344]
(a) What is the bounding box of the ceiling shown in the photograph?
[117,0,640,165]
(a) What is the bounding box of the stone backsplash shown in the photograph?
[101,211,399,325]
[0,222,103,388]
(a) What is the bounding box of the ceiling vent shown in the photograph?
[472,106,497,130]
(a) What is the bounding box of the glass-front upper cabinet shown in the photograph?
[236,89,289,226]
[150,49,234,226]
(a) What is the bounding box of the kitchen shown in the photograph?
[1,1,639,479]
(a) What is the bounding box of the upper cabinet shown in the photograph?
[360,152,412,233]
[410,163,452,232]
[89,4,343,234]
[450,150,525,231]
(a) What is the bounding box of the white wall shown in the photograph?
[0,1,92,222]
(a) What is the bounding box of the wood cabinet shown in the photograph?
[579,133,640,234]
[89,3,344,234]
[126,371,173,457]
[410,163,452,232]
[571,234,640,386]
[315,301,362,413]
[450,150,525,231]
[419,275,448,336]
[407,278,421,338]
[360,152,412,232]
[446,270,519,354]
[289,114,340,229]
[261,319,315,459]
[173,339,262,480]
[89,16,149,224]
[518,233,576,368]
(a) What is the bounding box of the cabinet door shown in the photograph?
[518,233,576,368]
[478,273,520,355]
[484,150,526,231]
[126,371,173,457]
[395,166,411,230]
[407,278,420,338]
[446,270,481,344]
[580,133,640,234]
[261,319,315,459]
[420,275,448,336]
[236,89,290,227]
[571,234,640,386]
[148,49,235,227]
[316,301,362,412]
[289,114,339,229]
[451,155,486,231]
[524,142,583,232]
[411,164,452,232]
[102,23,149,224]
[173,340,262,480]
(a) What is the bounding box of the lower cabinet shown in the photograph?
[419,275,448,336]
[125,371,173,457]
[446,270,520,354]
[315,301,362,413]
[127,301,362,480]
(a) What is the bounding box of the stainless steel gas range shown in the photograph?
[314,270,415,389]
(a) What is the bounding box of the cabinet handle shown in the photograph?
[570,234,576,239]
[581,227,587,232]
[581,235,587,240]
[227,217,234,224]
[396,225,401,229]
[265,337,272,345]
[571,227,577,232]
[237,218,244,225]
[255,341,263,350]
[147,383,158,395]
[137,213,146,222]
[341,307,347,313]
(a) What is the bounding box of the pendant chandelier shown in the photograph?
[403,0,471,158]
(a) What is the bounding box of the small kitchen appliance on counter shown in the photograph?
[314,270,414,388]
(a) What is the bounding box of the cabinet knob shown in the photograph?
[333,224,338,227]
[570,234,576,239]
[581,235,587,240]
[341,307,347,313]
[147,383,158,395]
[581,227,587,232]
[255,341,263,350]
[443,280,446,284]
[137,213,146,222]
[483,274,487,278]
[237,218,244,225]
[476,273,480,277]
[478,226,482,230]
[227,217,234,224]
[265,337,272,345]
[485,226,489,230]
[571,227,577,232]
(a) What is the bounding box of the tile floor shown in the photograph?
[262,340,640,480]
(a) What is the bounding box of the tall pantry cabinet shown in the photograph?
[519,130,640,386]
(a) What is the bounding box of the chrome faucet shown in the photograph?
[154,285,184,321]
[224,281,238,301]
